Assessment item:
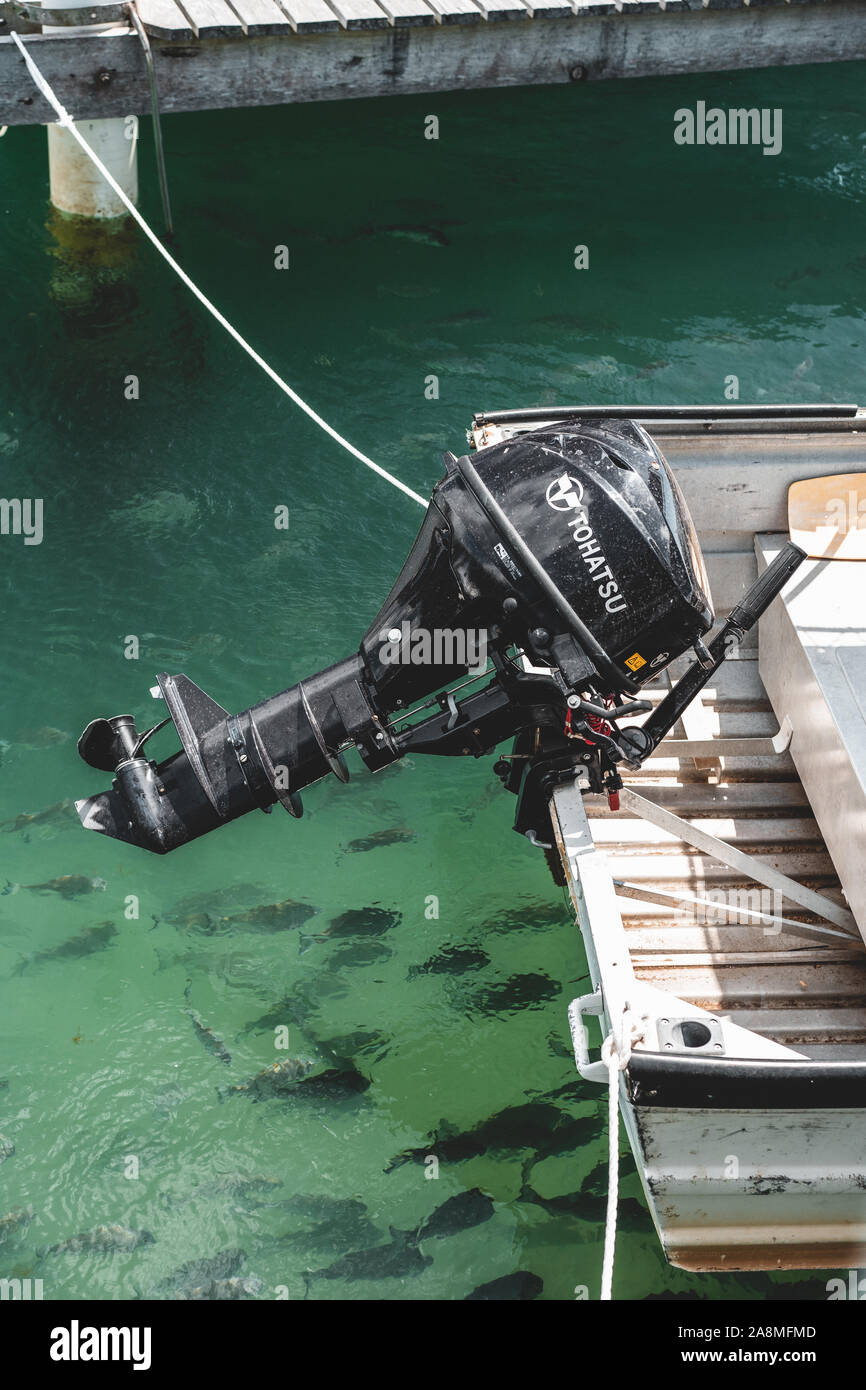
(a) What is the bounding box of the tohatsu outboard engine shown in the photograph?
[75,418,805,856]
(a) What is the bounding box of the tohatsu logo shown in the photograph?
[545,474,584,511]
[545,472,627,615]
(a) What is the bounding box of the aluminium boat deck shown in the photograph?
[589,652,866,1065]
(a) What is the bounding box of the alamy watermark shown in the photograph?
[682,887,784,934]
[825,486,866,535]
[49,1321,151,1370]
[0,498,42,545]
[0,1276,43,1300]
[674,102,782,157]
[827,1270,866,1300]
[378,621,488,677]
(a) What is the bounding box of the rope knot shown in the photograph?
[603,1007,644,1073]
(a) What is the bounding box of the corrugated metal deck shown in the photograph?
[588,651,866,1062]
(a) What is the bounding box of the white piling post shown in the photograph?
[40,0,138,220]
[47,118,137,219]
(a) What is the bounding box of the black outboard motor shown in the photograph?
[75,419,805,854]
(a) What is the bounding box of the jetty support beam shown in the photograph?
[3,2,866,126]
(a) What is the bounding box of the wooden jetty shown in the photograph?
[2,0,866,127]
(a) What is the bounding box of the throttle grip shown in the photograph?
[727,541,807,633]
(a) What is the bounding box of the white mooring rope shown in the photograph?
[11,30,428,511]
[599,1010,641,1301]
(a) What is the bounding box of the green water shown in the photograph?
[1,59,864,1301]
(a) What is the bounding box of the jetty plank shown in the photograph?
[424,0,483,21]
[326,0,392,26]
[377,0,438,24]
[275,0,342,30]
[227,0,296,33]
[527,0,576,17]
[574,0,617,13]
[136,0,196,38]
[176,0,245,35]
[472,0,531,19]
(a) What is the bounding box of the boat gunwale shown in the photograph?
[472,403,862,426]
[628,1051,866,1109]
